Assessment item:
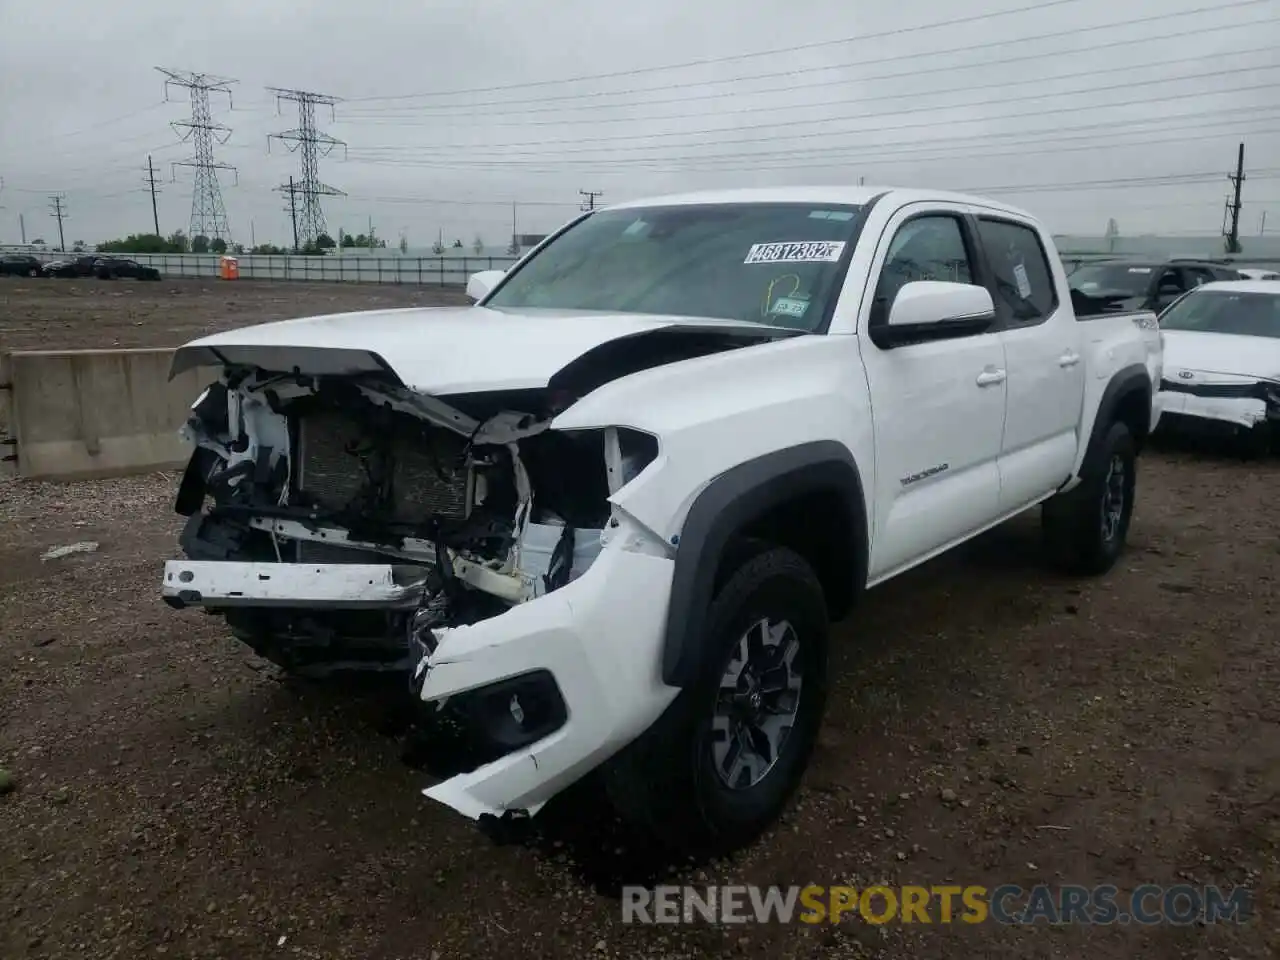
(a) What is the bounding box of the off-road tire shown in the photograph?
[603,545,829,855]
[1042,419,1136,575]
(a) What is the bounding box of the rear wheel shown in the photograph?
[603,545,829,854]
[1042,419,1136,575]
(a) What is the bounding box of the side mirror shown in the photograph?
[876,281,995,346]
[466,269,505,303]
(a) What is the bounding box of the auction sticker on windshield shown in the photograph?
[745,241,846,264]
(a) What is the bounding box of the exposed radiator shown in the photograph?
[295,409,471,522]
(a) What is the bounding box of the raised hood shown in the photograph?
[1161,329,1280,383]
[170,305,785,395]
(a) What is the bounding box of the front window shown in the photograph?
[1159,290,1280,339]
[1068,263,1155,297]
[485,202,866,331]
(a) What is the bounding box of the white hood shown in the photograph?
[1161,330,1280,383]
[170,305,779,395]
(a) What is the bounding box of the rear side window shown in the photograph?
[977,218,1059,326]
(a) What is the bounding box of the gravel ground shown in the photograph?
[1,279,1277,958]
[2,448,1276,959]
[0,277,468,351]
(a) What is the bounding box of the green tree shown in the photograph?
[210,237,228,255]
[341,233,356,248]
[167,230,188,253]
[191,235,211,254]
[316,233,336,250]
[97,233,189,254]
[251,243,287,255]
[72,240,86,252]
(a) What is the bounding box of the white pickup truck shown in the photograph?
[161,186,1163,853]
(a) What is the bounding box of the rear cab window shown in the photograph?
[975,217,1059,327]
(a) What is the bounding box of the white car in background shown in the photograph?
[1236,267,1280,281]
[1156,280,1280,455]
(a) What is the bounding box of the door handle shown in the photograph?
[1058,351,1081,368]
[976,368,1007,387]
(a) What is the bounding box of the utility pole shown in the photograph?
[579,189,602,212]
[48,194,68,252]
[1260,211,1267,236]
[19,213,26,245]
[288,178,299,252]
[144,154,162,236]
[1225,141,1245,254]
[268,87,346,246]
[156,67,237,242]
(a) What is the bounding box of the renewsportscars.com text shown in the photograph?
[621,884,1253,926]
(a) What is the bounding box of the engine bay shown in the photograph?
[173,368,659,658]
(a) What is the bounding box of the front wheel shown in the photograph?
[603,545,829,855]
[1042,419,1136,575]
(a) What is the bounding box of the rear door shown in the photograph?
[974,215,1086,512]
[857,204,1008,581]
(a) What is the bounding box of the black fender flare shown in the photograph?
[661,440,868,688]
[1080,364,1151,474]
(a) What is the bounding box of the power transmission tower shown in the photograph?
[48,194,68,252]
[268,87,346,246]
[579,189,603,212]
[143,155,163,236]
[1223,142,1245,254]
[157,68,237,243]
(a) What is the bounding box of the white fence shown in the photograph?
[128,253,520,285]
[7,251,521,286]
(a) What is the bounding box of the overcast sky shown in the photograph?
[2,0,1278,249]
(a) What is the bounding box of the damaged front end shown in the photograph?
[1155,371,1280,451]
[162,363,686,821]
[164,366,660,671]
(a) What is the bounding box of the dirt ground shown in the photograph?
[0,277,468,351]
[1,280,1278,959]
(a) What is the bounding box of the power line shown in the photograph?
[579,190,603,212]
[348,67,1280,158]
[337,105,1280,176]
[157,67,237,242]
[346,46,1279,134]
[344,0,1215,103]
[345,5,1274,120]
[268,87,347,245]
[48,194,68,252]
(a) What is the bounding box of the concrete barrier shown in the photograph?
[4,348,217,481]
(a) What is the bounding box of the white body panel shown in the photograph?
[159,184,1162,826]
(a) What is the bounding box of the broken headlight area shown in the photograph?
[173,368,659,669]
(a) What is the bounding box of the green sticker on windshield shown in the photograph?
[770,297,810,319]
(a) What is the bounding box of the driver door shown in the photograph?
[858,205,1008,582]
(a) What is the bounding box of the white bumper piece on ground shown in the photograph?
[417,543,678,820]
[1155,390,1268,430]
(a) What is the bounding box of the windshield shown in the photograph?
[1159,290,1280,339]
[485,202,865,331]
[1068,263,1155,297]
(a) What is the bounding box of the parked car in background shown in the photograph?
[1236,267,1280,281]
[1068,258,1240,315]
[43,254,104,278]
[0,254,44,277]
[161,185,1162,853]
[94,257,161,281]
[1155,279,1279,456]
